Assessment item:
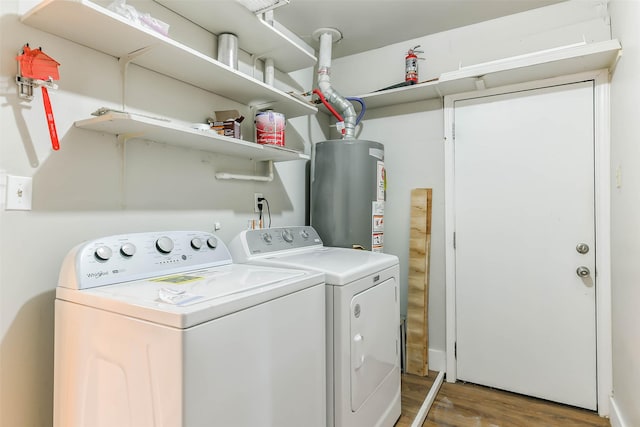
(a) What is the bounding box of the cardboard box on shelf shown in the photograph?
[208,110,244,139]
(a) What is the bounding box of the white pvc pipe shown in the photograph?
[318,32,333,71]
[265,58,275,86]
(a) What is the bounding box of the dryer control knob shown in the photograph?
[207,237,218,249]
[95,245,113,261]
[120,242,136,257]
[262,233,273,243]
[282,229,294,243]
[300,229,309,239]
[190,238,203,250]
[156,236,174,254]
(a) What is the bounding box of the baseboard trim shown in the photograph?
[609,396,628,427]
[428,349,446,372]
[410,370,445,427]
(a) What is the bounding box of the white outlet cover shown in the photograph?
[254,193,263,213]
[6,175,33,210]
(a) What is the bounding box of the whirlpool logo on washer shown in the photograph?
[86,270,109,279]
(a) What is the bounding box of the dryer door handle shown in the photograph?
[353,333,365,370]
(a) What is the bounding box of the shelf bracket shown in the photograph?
[117,134,129,209]
[609,48,623,78]
[117,132,145,145]
[474,76,486,91]
[119,46,155,110]
[215,160,274,182]
[115,131,146,208]
[434,84,444,98]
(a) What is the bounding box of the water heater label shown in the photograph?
[372,201,384,252]
[372,233,384,253]
[373,215,384,232]
[377,161,386,201]
[369,148,384,160]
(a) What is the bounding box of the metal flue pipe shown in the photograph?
[314,28,357,139]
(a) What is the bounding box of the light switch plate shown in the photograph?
[5,175,33,210]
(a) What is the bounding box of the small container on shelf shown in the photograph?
[255,110,285,146]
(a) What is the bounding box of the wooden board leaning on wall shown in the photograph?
[406,188,432,376]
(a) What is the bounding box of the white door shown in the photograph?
[453,81,597,410]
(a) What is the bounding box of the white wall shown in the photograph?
[608,2,640,426]
[0,1,314,426]
[329,0,611,360]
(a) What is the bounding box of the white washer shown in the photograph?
[54,230,326,427]
[229,226,401,427]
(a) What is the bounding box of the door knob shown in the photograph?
[576,266,590,278]
[576,243,590,254]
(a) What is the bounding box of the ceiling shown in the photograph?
[273,0,567,58]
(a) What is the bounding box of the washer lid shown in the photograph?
[56,264,324,329]
[252,247,398,285]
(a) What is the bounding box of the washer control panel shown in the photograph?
[240,226,323,256]
[58,231,230,290]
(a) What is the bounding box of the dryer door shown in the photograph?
[350,276,399,411]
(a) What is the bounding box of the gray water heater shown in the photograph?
[310,139,385,252]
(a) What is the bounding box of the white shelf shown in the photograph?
[356,39,622,110]
[21,0,317,119]
[357,80,441,110]
[438,39,622,95]
[75,112,309,162]
[155,0,316,73]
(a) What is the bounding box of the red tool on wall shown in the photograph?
[16,44,61,151]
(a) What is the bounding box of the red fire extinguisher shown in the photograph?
[405,45,424,84]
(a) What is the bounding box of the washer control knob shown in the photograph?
[95,245,113,261]
[282,229,294,243]
[120,242,136,257]
[156,236,174,254]
[300,229,310,239]
[262,233,273,243]
[207,237,218,249]
[190,237,203,250]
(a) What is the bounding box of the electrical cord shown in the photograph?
[258,197,271,228]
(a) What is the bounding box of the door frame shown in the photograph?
[443,69,612,416]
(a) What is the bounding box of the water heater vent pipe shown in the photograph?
[313,28,357,139]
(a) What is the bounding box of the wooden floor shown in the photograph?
[394,372,610,427]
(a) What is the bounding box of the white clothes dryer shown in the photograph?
[229,226,401,427]
[54,230,326,427]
